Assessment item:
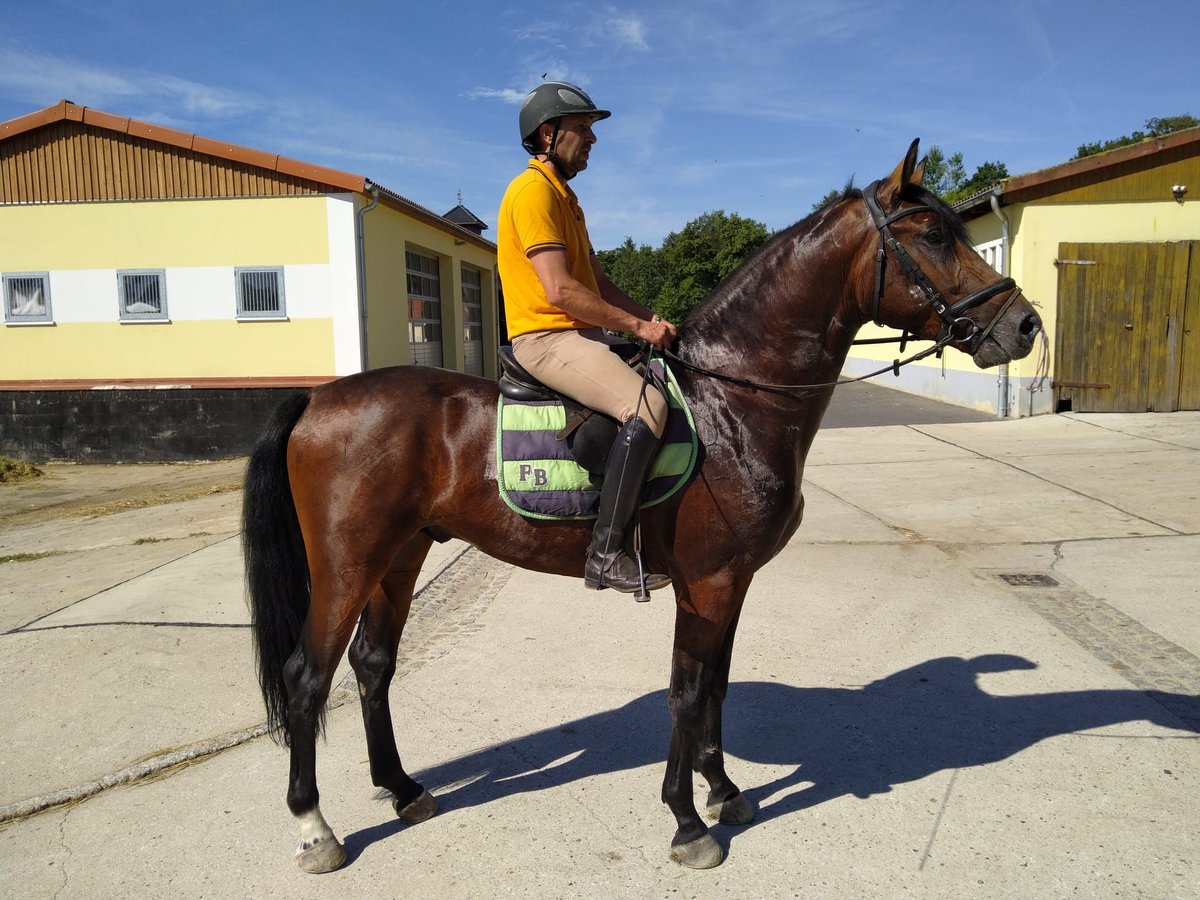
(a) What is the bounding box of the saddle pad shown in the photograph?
[496,360,697,520]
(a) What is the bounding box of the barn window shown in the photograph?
[118,270,168,321]
[3,273,52,324]
[236,267,286,318]
[406,250,443,366]
[461,265,484,375]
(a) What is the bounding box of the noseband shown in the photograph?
[862,180,1021,355]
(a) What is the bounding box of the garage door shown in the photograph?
[1054,241,1198,412]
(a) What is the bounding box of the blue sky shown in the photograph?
[0,1,1192,250]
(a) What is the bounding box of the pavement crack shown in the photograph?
[909,426,1184,536]
[51,805,72,900]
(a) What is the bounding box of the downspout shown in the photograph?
[355,183,381,372]
[989,190,1011,417]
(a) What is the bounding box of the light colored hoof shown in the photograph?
[705,792,756,825]
[394,788,437,824]
[296,837,347,874]
[669,833,723,869]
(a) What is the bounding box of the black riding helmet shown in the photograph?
[519,81,611,155]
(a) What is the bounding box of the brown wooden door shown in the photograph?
[1055,241,1198,412]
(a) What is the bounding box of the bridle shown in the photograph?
[660,182,1025,396]
[861,179,1021,356]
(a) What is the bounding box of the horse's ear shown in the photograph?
[878,138,922,207]
[911,156,927,187]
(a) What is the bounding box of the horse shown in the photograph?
[243,140,1043,873]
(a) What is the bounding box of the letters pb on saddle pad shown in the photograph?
[496,362,698,520]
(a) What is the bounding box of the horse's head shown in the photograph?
[859,139,1041,368]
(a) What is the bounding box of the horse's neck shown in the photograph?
[679,222,861,386]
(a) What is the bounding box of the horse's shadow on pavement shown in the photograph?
[343,654,1198,859]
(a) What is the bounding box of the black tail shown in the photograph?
[243,391,312,746]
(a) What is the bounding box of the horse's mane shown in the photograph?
[675,178,971,351]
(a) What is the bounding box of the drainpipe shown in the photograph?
[989,190,1011,417]
[355,183,381,372]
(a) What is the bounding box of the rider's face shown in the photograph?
[545,114,597,177]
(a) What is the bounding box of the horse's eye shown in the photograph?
[924,228,946,245]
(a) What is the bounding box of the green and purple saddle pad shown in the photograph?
[496,360,697,520]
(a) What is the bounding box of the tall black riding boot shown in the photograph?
[584,416,672,593]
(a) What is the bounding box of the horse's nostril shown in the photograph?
[1020,313,1041,336]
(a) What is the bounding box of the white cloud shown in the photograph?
[0,45,263,120]
[606,11,649,50]
[467,87,528,105]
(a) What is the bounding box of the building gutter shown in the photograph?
[354,183,381,372]
[989,190,1012,418]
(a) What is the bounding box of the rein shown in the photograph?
[660,183,1023,398]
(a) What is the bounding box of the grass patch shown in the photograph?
[133,537,168,545]
[0,457,44,484]
[0,550,59,565]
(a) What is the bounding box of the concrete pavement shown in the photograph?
[0,412,1197,898]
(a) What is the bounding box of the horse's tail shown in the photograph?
[242,391,312,747]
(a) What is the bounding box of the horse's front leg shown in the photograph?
[348,537,438,824]
[662,580,753,869]
[697,606,757,827]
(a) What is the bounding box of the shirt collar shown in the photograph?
[527,157,576,201]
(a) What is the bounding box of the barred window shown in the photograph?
[118,270,168,321]
[236,267,286,318]
[3,273,52,324]
[406,250,442,367]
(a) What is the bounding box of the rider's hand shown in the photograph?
[637,314,677,350]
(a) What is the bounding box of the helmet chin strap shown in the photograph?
[542,120,580,181]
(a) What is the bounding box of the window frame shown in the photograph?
[235,266,287,320]
[117,269,169,322]
[3,272,53,325]
[406,249,443,366]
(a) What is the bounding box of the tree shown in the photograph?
[1073,114,1198,159]
[921,145,967,198]
[944,160,1009,204]
[811,186,847,212]
[598,211,771,324]
[596,238,666,309]
[655,211,771,323]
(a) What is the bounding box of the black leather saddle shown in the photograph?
[497,342,645,475]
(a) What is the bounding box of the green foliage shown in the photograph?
[943,159,1009,204]
[595,238,667,315]
[921,145,967,198]
[1073,114,1198,159]
[598,211,771,323]
[811,186,847,212]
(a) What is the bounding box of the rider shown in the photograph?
[497,81,677,595]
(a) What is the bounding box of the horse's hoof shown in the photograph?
[296,837,347,874]
[705,792,756,825]
[394,788,437,824]
[669,833,723,869]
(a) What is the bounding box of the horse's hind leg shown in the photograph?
[349,534,438,824]
[285,554,393,872]
[283,600,360,873]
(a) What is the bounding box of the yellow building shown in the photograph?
[1,100,498,460]
[842,128,1200,416]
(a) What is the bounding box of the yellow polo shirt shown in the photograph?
[498,159,600,338]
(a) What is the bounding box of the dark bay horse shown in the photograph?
[243,141,1042,873]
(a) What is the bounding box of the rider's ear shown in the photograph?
[878,138,922,208]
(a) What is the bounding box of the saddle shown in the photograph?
[497,342,646,475]
[495,345,698,521]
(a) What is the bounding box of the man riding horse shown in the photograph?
[497,82,677,594]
